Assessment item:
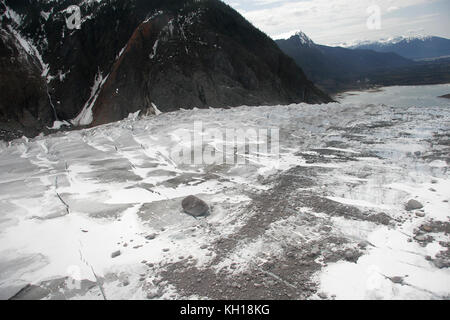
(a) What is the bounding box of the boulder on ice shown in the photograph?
[182,195,209,217]
[405,199,424,211]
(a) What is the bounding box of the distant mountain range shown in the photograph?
[346,35,450,61]
[276,32,450,93]
[276,32,413,92]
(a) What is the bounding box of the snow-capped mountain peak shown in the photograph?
[342,34,450,60]
[343,34,434,48]
[390,34,433,44]
[294,31,315,47]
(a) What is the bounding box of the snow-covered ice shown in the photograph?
[0,96,449,300]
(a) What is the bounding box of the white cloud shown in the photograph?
[387,6,399,12]
[223,0,447,45]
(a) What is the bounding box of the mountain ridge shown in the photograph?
[275,31,414,92]
[346,35,450,60]
[340,35,434,47]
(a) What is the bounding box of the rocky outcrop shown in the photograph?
[0,28,54,140]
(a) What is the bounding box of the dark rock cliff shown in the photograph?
[0,27,54,140]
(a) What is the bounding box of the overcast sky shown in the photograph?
[222,0,450,46]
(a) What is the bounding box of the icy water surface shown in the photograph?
[0,99,449,300]
[336,83,450,107]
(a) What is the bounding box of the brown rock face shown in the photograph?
[91,16,169,126]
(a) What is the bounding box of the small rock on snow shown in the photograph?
[414,235,427,242]
[111,250,121,258]
[390,276,404,284]
[405,199,424,211]
[145,234,156,240]
[415,212,426,217]
[147,291,161,299]
[358,241,370,249]
[318,292,328,299]
[344,249,360,262]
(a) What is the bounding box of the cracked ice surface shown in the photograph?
[0,98,449,300]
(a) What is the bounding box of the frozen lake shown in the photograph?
[336,84,450,107]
